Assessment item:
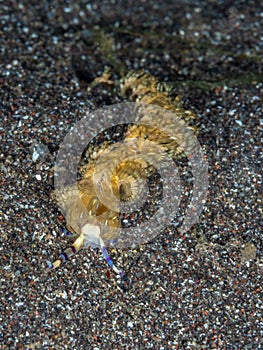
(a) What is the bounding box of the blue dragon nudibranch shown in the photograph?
[48,71,198,276]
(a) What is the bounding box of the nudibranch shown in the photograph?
[48,71,198,276]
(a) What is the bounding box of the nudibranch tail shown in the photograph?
[46,234,84,270]
[99,238,123,276]
[47,227,123,276]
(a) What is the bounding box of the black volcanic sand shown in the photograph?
[0,1,262,349]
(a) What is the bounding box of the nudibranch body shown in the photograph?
[48,71,198,276]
